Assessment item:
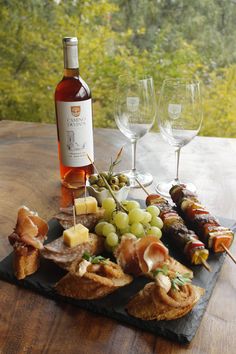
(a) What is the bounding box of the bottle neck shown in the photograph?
[63,43,79,71]
[63,68,79,77]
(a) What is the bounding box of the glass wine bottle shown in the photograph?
[55,37,94,189]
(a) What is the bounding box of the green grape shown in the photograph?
[102,223,116,237]
[146,205,160,217]
[103,209,113,221]
[150,216,163,229]
[106,232,119,247]
[102,198,116,213]
[114,212,129,229]
[95,221,108,236]
[119,225,130,235]
[126,200,140,211]
[129,208,145,223]
[130,222,144,238]
[141,211,152,224]
[121,233,136,238]
[146,226,162,239]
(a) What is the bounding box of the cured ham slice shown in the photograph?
[8,206,48,279]
[10,206,48,249]
[115,235,169,276]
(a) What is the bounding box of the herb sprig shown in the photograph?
[171,272,192,290]
[152,264,169,277]
[82,252,109,265]
[108,147,123,178]
[152,266,192,291]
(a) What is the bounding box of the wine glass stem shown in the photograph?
[131,138,137,177]
[174,147,181,184]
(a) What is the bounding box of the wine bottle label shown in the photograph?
[56,99,94,167]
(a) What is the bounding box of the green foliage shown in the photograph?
[0,0,236,137]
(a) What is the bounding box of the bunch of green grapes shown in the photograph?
[95,198,163,251]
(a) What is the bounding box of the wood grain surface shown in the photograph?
[0,120,236,354]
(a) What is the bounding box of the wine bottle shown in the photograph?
[55,37,94,188]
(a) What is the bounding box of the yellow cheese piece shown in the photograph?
[63,223,89,248]
[74,196,98,215]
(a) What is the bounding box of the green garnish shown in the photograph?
[171,272,192,290]
[108,147,123,178]
[82,252,109,264]
[152,264,169,277]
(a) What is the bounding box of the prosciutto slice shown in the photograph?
[9,206,48,249]
[115,235,168,275]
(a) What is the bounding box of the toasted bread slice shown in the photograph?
[55,260,133,300]
[13,247,40,280]
[127,282,204,321]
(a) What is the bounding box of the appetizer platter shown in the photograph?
[0,155,235,344]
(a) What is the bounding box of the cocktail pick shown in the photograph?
[135,178,212,272]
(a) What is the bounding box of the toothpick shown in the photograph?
[221,244,236,264]
[87,154,127,213]
[84,173,87,197]
[73,205,76,231]
[136,177,212,272]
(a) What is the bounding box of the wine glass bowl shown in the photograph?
[156,78,203,196]
[115,75,156,188]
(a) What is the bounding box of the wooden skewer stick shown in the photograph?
[200,257,211,272]
[87,154,127,212]
[135,177,212,272]
[72,205,76,231]
[221,244,236,264]
[135,178,149,195]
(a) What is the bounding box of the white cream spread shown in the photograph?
[78,259,91,277]
[155,273,172,293]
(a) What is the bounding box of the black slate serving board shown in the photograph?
[0,217,235,344]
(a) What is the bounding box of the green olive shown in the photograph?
[111,184,119,191]
[97,178,106,187]
[91,184,98,189]
[119,182,126,188]
[98,187,106,192]
[118,174,129,184]
[100,172,109,180]
[89,175,98,184]
[109,176,119,185]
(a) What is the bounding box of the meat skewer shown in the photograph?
[169,184,235,263]
[135,179,211,271]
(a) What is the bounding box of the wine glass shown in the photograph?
[115,75,156,188]
[156,78,203,197]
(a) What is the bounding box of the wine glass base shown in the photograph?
[122,170,153,188]
[155,180,196,198]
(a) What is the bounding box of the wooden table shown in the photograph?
[0,120,235,354]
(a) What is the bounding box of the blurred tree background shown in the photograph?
[0,0,236,137]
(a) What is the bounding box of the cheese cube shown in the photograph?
[63,223,89,248]
[74,196,98,215]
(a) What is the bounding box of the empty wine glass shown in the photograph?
[115,75,156,188]
[156,78,203,197]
